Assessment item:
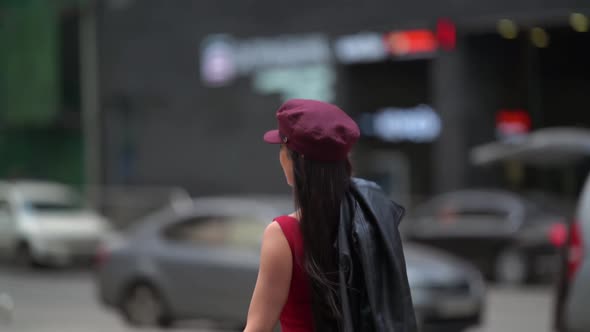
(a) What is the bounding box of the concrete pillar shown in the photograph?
[431,44,470,193]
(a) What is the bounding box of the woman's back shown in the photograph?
[274,215,314,332]
[245,99,362,332]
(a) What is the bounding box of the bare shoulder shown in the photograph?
[264,221,284,238]
[262,221,289,246]
[260,222,291,266]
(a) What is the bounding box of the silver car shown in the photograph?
[557,176,590,332]
[95,197,485,331]
[0,180,112,267]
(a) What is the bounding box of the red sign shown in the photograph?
[384,30,438,56]
[436,18,457,51]
[496,109,532,139]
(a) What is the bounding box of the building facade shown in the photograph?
[96,0,590,202]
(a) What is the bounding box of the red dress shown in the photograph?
[274,215,314,332]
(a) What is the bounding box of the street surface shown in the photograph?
[0,265,553,332]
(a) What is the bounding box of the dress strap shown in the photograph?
[274,215,299,251]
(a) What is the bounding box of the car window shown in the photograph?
[413,194,516,234]
[24,201,83,213]
[441,207,511,229]
[452,207,509,218]
[162,215,267,251]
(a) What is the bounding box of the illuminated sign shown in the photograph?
[333,33,388,64]
[201,22,458,86]
[496,109,531,141]
[436,18,457,51]
[200,34,331,86]
[384,30,438,57]
[359,105,442,143]
[200,35,238,87]
[235,35,331,73]
[253,64,336,102]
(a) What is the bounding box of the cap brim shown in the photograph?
[263,130,282,144]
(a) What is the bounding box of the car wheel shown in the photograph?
[121,283,172,328]
[14,242,37,268]
[495,248,528,285]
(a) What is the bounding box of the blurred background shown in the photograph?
[1,0,590,331]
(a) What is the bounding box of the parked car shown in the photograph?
[404,189,564,284]
[470,127,590,331]
[405,243,485,332]
[0,180,112,267]
[96,196,485,331]
[555,179,590,332]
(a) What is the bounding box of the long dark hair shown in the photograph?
[289,148,352,331]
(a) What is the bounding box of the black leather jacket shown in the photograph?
[337,178,417,332]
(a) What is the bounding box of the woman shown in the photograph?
[244,99,416,332]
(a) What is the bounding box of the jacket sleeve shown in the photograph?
[349,179,418,332]
[338,193,356,332]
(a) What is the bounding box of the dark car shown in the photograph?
[404,189,564,285]
[96,196,485,331]
[471,127,590,331]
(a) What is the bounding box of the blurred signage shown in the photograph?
[496,109,531,141]
[333,33,388,64]
[436,18,457,51]
[384,30,438,57]
[359,105,442,143]
[235,35,331,72]
[201,22,457,86]
[200,35,238,87]
[253,64,336,102]
[200,34,331,86]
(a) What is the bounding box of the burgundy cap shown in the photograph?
[264,99,360,162]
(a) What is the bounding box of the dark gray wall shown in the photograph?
[432,34,524,192]
[96,0,586,196]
